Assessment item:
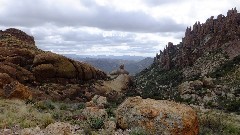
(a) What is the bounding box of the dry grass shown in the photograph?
[0,99,54,129]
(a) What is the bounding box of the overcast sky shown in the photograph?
[0,0,239,57]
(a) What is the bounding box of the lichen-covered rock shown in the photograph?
[116,96,199,135]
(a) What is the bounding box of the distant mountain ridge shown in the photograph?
[70,57,154,75]
[63,54,148,61]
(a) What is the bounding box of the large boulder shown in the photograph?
[33,52,77,81]
[32,52,106,82]
[2,81,32,100]
[116,96,199,135]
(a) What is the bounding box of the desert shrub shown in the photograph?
[34,100,55,111]
[106,107,115,118]
[88,117,104,129]
[224,99,240,112]
[217,97,240,113]
[211,55,240,78]
[59,103,68,110]
[77,102,86,110]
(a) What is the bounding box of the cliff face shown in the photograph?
[155,8,240,70]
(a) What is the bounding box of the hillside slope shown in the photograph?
[134,8,240,112]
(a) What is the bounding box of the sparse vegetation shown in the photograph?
[134,66,183,100]
[0,99,54,128]
[198,109,240,135]
[211,55,240,78]
[88,117,104,129]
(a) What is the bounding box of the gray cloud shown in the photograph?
[142,0,188,6]
[0,0,238,57]
[0,0,186,33]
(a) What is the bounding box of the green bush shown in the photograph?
[77,102,86,110]
[59,103,68,110]
[88,117,104,129]
[34,100,55,111]
[225,99,240,112]
[106,107,115,118]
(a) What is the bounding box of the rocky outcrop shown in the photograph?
[2,81,32,100]
[0,28,107,100]
[110,64,129,76]
[116,96,199,135]
[154,8,240,70]
[86,95,107,108]
[93,74,132,101]
[0,28,106,84]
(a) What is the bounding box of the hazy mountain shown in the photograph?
[72,57,153,75]
[62,54,147,61]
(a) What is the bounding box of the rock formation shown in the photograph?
[0,28,107,100]
[136,8,240,112]
[110,64,129,76]
[116,96,199,135]
[154,8,240,70]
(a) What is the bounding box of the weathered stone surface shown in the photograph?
[3,81,32,100]
[0,73,14,88]
[32,52,106,82]
[116,96,199,135]
[33,52,77,80]
[0,62,35,84]
[4,28,35,45]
